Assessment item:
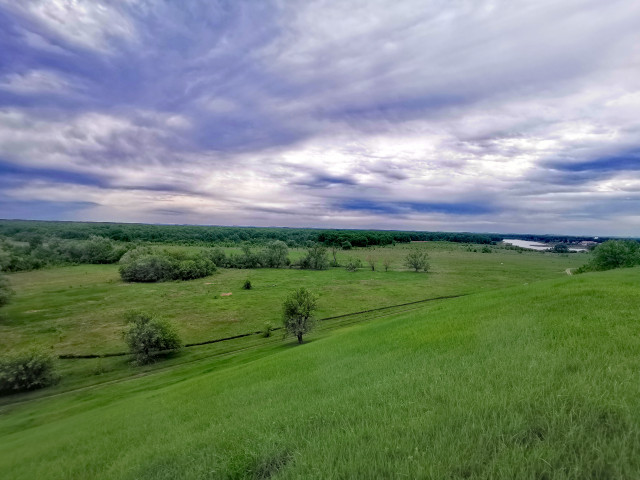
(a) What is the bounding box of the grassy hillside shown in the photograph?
[0,242,585,355]
[1,267,639,479]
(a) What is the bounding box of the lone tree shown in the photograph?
[123,312,182,364]
[282,287,318,344]
[405,250,430,272]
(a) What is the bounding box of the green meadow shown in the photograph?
[1,262,640,478]
[1,243,584,356]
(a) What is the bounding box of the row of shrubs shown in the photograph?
[118,242,335,282]
[119,247,217,282]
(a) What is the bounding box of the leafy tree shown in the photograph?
[261,240,289,268]
[282,288,318,344]
[123,312,182,364]
[300,244,329,270]
[405,250,430,272]
[341,241,352,250]
[382,258,391,272]
[330,245,340,267]
[583,240,640,271]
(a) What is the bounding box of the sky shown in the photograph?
[1,0,640,236]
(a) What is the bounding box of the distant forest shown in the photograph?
[0,219,607,247]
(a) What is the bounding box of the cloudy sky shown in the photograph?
[1,0,639,235]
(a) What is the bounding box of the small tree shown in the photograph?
[282,287,317,344]
[261,240,289,268]
[123,312,182,364]
[405,250,430,272]
[330,245,340,267]
[366,255,376,271]
[382,258,391,272]
[341,241,352,250]
[300,244,329,270]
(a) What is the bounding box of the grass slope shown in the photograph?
[2,268,638,479]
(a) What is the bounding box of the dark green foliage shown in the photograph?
[552,244,569,253]
[119,255,176,282]
[341,241,352,250]
[119,249,215,282]
[577,240,640,272]
[243,279,252,290]
[282,287,317,343]
[405,250,430,272]
[123,312,182,364]
[299,244,329,270]
[0,350,59,395]
[201,247,227,267]
[0,272,12,308]
[481,245,492,253]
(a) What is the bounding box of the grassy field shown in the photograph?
[1,266,639,479]
[0,242,586,356]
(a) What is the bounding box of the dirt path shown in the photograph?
[565,268,573,276]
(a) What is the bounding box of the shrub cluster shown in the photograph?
[119,247,216,282]
[0,235,129,272]
[215,241,291,269]
[577,240,640,273]
[0,350,59,395]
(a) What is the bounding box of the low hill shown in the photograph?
[1,268,639,479]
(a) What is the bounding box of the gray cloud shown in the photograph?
[0,0,640,235]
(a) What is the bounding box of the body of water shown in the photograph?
[502,239,586,252]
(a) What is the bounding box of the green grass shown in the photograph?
[0,242,586,355]
[1,267,639,479]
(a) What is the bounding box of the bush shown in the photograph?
[123,312,182,364]
[551,244,569,253]
[120,254,176,282]
[243,279,252,290]
[282,287,318,343]
[262,321,273,338]
[345,257,362,272]
[341,241,352,250]
[299,244,329,270]
[405,250,430,272]
[0,350,59,395]
[261,240,289,268]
